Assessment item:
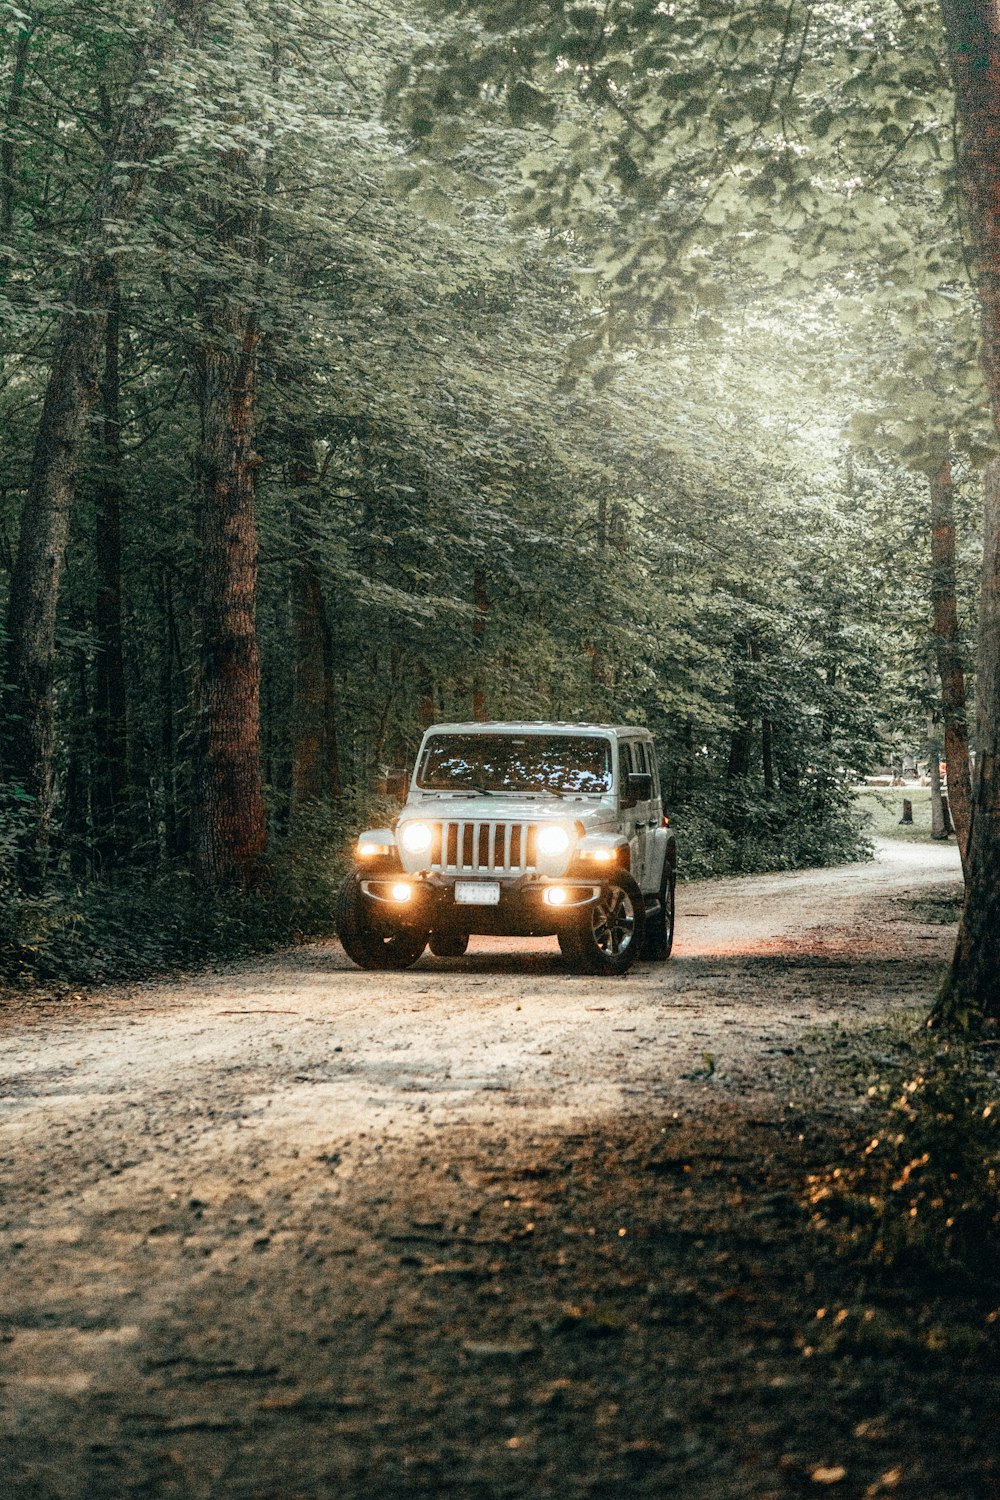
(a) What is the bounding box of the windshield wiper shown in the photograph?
[419,785,497,796]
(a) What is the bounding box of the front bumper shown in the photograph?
[357,871,602,937]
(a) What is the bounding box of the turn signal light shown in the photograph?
[358,840,392,858]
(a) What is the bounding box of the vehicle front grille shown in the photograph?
[429,820,537,876]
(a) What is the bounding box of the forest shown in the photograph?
[1,0,999,1017]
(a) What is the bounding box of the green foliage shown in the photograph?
[676,779,871,880]
[807,1041,1000,1288]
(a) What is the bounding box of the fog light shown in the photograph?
[390,882,412,903]
[545,886,567,907]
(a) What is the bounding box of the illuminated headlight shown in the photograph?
[536,825,571,857]
[544,886,568,907]
[358,840,392,858]
[400,822,433,855]
[390,882,412,903]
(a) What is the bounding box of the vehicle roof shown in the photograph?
[420,721,650,738]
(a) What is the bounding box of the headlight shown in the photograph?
[536,824,571,857]
[400,821,433,855]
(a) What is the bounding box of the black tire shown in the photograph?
[559,875,645,976]
[428,932,470,958]
[641,866,675,961]
[335,874,427,971]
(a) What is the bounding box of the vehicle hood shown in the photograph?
[400,796,613,829]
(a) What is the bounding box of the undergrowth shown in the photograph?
[0,792,401,989]
[676,779,872,880]
[807,1033,1000,1291]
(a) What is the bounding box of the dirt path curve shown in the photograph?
[3,838,984,1500]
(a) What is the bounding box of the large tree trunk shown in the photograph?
[1,25,32,245]
[287,445,341,816]
[761,716,775,794]
[929,456,972,873]
[2,1,198,879]
[472,568,489,721]
[934,461,1000,1023]
[934,0,1000,1020]
[92,279,129,871]
[192,292,267,885]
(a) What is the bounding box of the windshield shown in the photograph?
[417,733,613,794]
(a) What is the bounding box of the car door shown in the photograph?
[639,738,667,892]
[621,738,652,892]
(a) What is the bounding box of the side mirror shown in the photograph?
[621,771,652,808]
[385,768,410,802]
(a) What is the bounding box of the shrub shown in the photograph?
[806,1044,1000,1288]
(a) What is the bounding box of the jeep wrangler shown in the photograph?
[336,721,676,975]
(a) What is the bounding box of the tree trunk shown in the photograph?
[191,151,267,885]
[929,456,972,873]
[92,279,129,871]
[192,310,267,884]
[934,0,1000,1019]
[287,444,340,815]
[290,559,329,809]
[761,716,775,794]
[2,1,199,878]
[934,460,1000,1023]
[927,709,947,839]
[1,26,32,245]
[472,567,489,721]
[727,634,757,780]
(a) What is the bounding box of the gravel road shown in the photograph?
[4,836,991,1500]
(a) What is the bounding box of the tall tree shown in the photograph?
[92,275,129,869]
[933,0,1000,1023]
[929,456,971,872]
[3,0,199,876]
[190,140,267,885]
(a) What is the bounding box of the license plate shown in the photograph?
[455,881,501,906]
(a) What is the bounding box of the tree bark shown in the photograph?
[287,444,341,815]
[934,0,1000,1019]
[192,288,267,885]
[190,133,268,885]
[2,1,199,878]
[934,460,1000,1023]
[927,706,947,839]
[929,456,972,873]
[1,25,32,245]
[761,716,775,794]
[472,567,489,721]
[92,279,129,871]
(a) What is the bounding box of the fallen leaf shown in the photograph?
[812,1465,847,1485]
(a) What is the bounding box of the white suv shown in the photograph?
[336,721,676,975]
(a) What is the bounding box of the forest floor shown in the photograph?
[1,838,997,1500]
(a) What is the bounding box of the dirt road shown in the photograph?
[3,838,994,1500]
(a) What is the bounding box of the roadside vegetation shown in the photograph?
[803,1016,1000,1291]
